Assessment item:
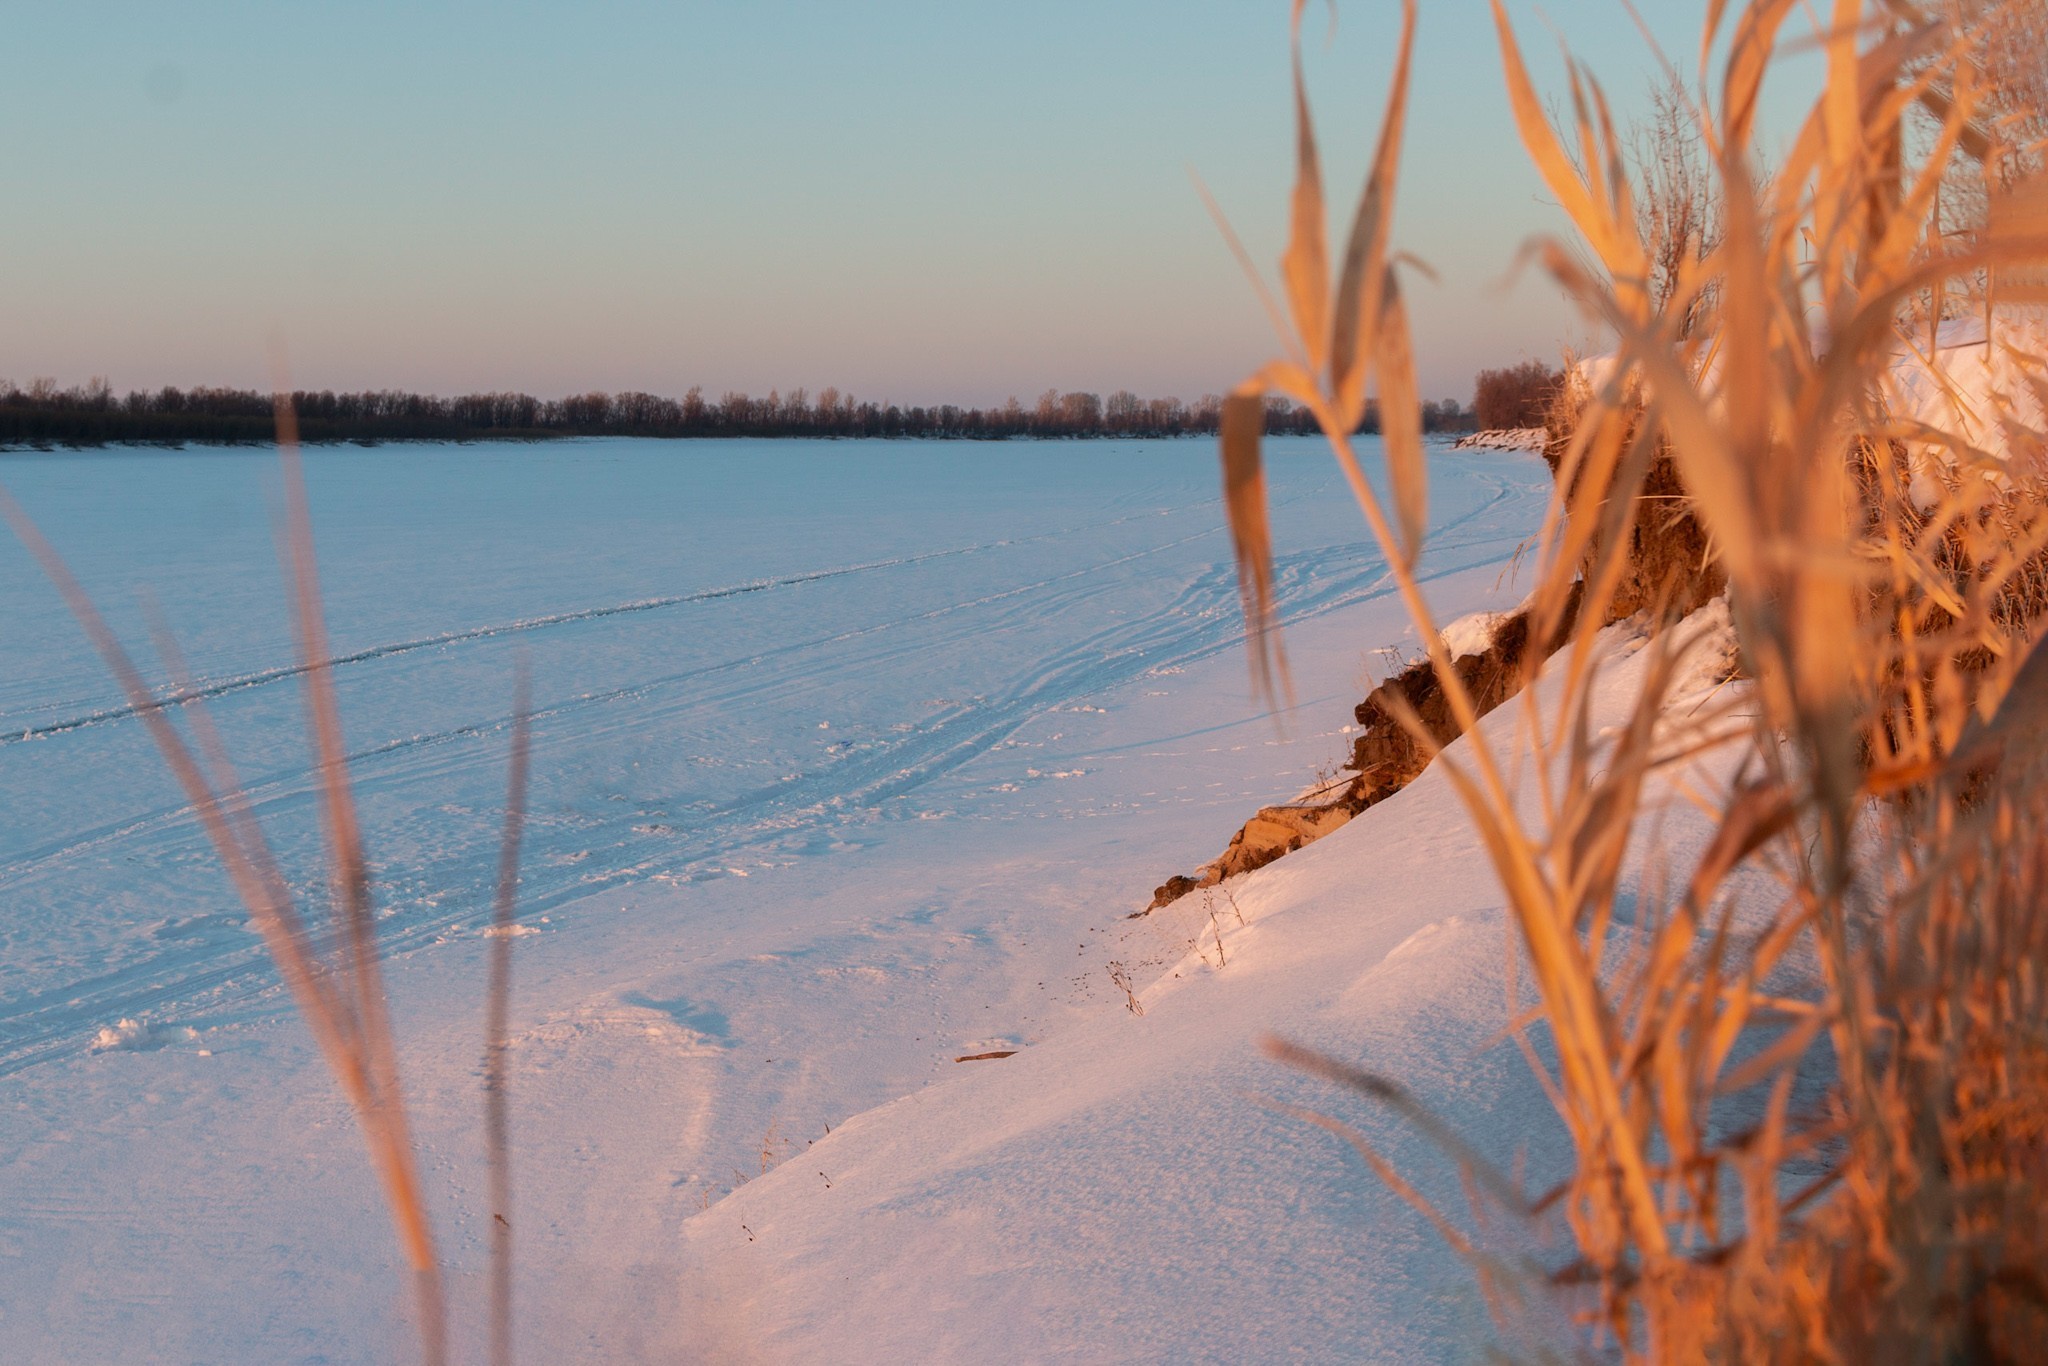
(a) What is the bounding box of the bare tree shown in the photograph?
[1938,0,2047,203]
[1893,0,2048,325]
[1473,360,1561,429]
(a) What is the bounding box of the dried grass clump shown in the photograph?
[1218,0,2048,1358]
[1542,366,1728,625]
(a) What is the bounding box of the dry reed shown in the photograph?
[1221,0,2048,1357]
[2,396,538,1364]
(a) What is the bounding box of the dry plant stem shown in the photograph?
[1231,0,2048,1355]
[485,666,532,1366]
[1217,0,1677,1273]
[1107,962,1144,1016]
[0,403,449,1365]
[272,399,449,1365]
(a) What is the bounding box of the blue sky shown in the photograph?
[0,1,1800,406]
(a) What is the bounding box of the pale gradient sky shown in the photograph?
[0,1,1798,407]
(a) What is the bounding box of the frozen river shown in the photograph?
[0,436,1533,1075]
[0,435,1554,1362]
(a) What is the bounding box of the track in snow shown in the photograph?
[0,439,1549,1073]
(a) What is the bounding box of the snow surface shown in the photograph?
[1882,312,2048,470]
[0,436,1557,1362]
[672,615,1737,1363]
[1438,609,1507,661]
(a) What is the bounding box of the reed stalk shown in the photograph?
[1227,0,2048,1355]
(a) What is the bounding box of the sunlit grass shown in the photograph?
[1236,0,2048,1356]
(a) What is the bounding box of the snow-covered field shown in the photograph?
[0,436,1554,1362]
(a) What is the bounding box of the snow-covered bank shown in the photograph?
[0,438,1554,1362]
[1882,312,2048,468]
[1451,428,1546,452]
[677,619,1737,1362]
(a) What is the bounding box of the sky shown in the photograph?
[0,1,1803,407]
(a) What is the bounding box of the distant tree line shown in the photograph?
[0,376,1477,449]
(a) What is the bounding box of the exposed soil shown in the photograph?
[1145,410,1726,912]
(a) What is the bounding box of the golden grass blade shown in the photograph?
[1191,169,1308,366]
[1736,1068,1799,1257]
[1568,64,1614,225]
[1912,78,1994,164]
[1221,386,1288,705]
[1713,1012,1829,1096]
[1435,748,1678,1265]
[1255,0,2048,1351]
[0,489,348,1040]
[1947,621,2048,770]
[1812,0,1867,291]
[485,664,533,1366]
[1490,0,1602,235]
[271,395,446,1365]
[138,601,335,1006]
[272,398,376,998]
[1490,0,1649,316]
[1329,0,1417,421]
[1701,0,1731,75]
[1990,175,2048,302]
[2,476,446,1364]
[1535,241,1763,591]
[1873,65,1977,268]
[1720,0,1800,154]
[1375,268,1429,566]
[1282,0,1331,372]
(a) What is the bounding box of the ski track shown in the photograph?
[0,462,1540,1075]
[0,492,1250,740]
